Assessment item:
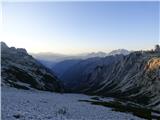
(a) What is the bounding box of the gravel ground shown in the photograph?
[1,87,144,120]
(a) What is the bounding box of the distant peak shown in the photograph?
[108,49,130,56]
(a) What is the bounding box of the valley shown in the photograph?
[1,42,160,120]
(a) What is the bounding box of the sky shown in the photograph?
[1,1,159,54]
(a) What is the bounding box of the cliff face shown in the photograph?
[1,42,62,92]
[142,58,160,110]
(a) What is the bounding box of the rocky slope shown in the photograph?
[1,42,61,92]
[60,55,124,92]
[60,50,160,111]
[52,59,82,77]
[92,51,160,111]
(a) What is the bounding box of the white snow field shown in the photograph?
[1,87,144,120]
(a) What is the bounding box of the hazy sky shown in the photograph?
[1,1,159,54]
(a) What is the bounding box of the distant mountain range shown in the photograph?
[32,49,130,68]
[51,49,130,77]
[1,42,62,92]
[32,49,130,61]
